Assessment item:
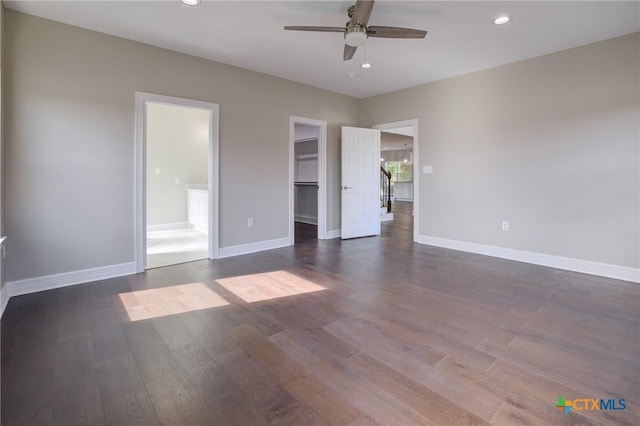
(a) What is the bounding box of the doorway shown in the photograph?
[135,93,219,272]
[374,120,419,243]
[289,116,327,244]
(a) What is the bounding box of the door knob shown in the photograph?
[342,186,352,190]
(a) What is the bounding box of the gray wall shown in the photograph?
[294,124,319,141]
[381,132,413,151]
[146,103,209,226]
[361,33,640,269]
[381,149,412,163]
[4,11,359,282]
[3,9,637,284]
[0,3,4,291]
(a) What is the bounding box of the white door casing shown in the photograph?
[341,126,381,239]
[134,92,220,272]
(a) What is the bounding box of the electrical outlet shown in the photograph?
[155,168,161,175]
[174,178,180,184]
[502,221,509,231]
[248,217,255,228]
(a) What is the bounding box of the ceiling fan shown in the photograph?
[284,0,427,61]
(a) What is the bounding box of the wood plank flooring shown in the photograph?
[2,201,639,425]
[295,222,317,245]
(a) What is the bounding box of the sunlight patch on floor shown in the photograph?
[216,270,326,303]
[116,282,229,322]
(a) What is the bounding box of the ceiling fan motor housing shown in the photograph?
[345,24,368,47]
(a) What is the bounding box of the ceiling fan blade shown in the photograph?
[351,0,375,26]
[284,26,345,33]
[367,26,427,39]
[343,44,357,61]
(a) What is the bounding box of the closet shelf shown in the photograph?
[294,181,319,188]
[296,153,318,161]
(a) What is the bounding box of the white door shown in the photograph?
[341,126,381,239]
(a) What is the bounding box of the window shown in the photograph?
[384,160,412,183]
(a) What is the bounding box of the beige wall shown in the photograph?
[146,103,209,226]
[361,33,640,269]
[3,11,359,282]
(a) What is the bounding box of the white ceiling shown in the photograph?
[5,1,639,98]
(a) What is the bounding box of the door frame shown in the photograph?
[134,92,220,272]
[373,119,419,243]
[289,116,328,243]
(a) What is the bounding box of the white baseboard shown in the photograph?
[381,212,394,222]
[326,229,341,239]
[218,237,291,259]
[147,221,189,231]
[416,235,639,283]
[4,261,137,302]
[295,216,318,225]
[1,284,9,317]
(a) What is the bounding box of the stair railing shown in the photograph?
[380,167,392,213]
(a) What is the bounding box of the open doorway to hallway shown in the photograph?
[375,120,419,242]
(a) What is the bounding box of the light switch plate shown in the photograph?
[423,165,433,174]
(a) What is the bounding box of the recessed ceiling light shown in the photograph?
[182,0,200,6]
[361,63,372,69]
[494,15,510,25]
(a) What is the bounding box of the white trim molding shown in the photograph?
[1,284,9,317]
[218,237,290,259]
[147,222,189,232]
[416,235,640,283]
[326,229,342,239]
[1,236,8,316]
[294,216,318,225]
[1,262,137,316]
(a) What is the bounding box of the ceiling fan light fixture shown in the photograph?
[494,15,510,25]
[181,0,200,6]
[345,30,367,47]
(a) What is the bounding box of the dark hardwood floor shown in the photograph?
[295,221,317,245]
[2,202,638,425]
